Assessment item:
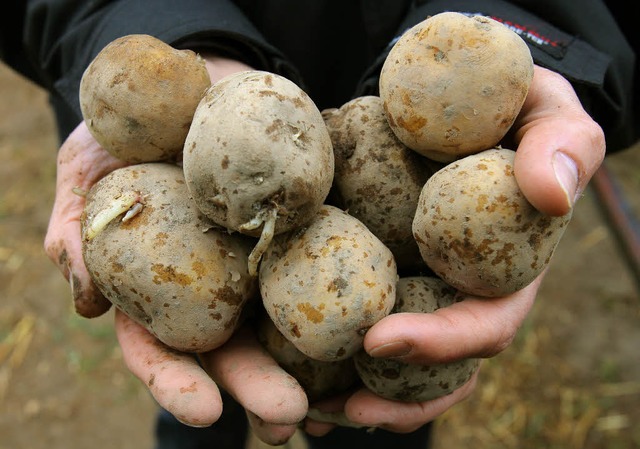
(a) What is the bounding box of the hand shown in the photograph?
[45,122,307,440]
[304,277,538,434]
[44,121,127,317]
[304,66,606,434]
[44,54,309,445]
[116,312,308,444]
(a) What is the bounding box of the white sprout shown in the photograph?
[122,202,144,222]
[245,207,278,277]
[238,214,265,232]
[85,191,140,240]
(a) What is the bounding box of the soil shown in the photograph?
[0,61,638,449]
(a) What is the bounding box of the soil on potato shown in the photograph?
[1,62,638,449]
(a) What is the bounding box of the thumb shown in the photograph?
[512,67,605,216]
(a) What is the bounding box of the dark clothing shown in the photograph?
[1,0,638,152]
[155,393,250,449]
[154,390,433,449]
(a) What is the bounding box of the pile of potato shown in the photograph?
[79,13,572,405]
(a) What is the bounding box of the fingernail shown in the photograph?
[175,417,211,428]
[368,341,412,359]
[552,151,579,210]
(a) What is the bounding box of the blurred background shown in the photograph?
[1,61,638,449]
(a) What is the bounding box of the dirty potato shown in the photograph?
[379,12,534,162]
[80,34,211,163]
[323,96,440,272]
[183,70,334,274]
[412,148,572,297]
[355,277,479,402]
[81,163,257,352]
[259,205,397,362]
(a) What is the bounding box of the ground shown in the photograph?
[0,62,638,449]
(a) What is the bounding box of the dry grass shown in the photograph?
[0,315,36,403]
[432,323,640,449]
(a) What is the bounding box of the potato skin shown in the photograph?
[380,12,533,162]
[183,70,334,237]
[259,205,397,362]
[81,163,257,352]
[257,314,358,402]
[323,96,440,272]
[79,35,211,163]
[355,277,479,402]
[412,148,572,297]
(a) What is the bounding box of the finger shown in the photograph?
[304,415,338,437]
[303,391,354,437]
[200,326,308,426]
[343,369,479,433]
[114,309,223,427]
[245,411,300,446]
[364,274,542,364]
[44,122,126,317]
[512,66,606,216]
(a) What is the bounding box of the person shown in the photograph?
[1,1,637,448]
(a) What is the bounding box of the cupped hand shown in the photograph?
[116,312,308,444]
[44,122,308,443]
[306,66,606,435]
[43,54,308,444]
[304,276,539,435]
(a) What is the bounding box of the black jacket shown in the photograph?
[1,0,637,152]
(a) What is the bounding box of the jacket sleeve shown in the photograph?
[10,0,302,138]
[356,0,638,153]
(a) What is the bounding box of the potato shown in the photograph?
[257,313,358,402]
[412,148,572,297]
[379,12,534,162]
[355,277,479,402]
[259,205,397,362]
[80,34,211,163]
[183,70,334,274]
[81,163,258,352]
[323,96,440,272]
[183,71,333,235]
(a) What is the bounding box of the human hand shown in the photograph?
[44,119,308,444]
[305,66,606,435]
[116,311,308,444]
[304,276,539,435]
[44,54,310,444]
